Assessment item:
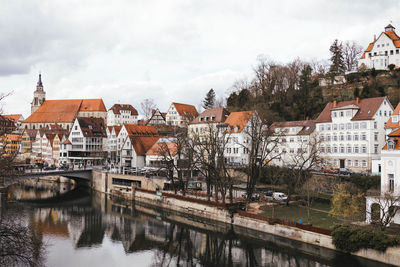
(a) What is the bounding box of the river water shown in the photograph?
[0,180,394,267]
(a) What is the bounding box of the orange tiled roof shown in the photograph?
[362,28,400,58]
[24,99,106,123]
[146,142,178,156]
[109,104,138,115]
[172,103,198,118]
[5,134,22,142]
[62,138,72,145]
[3,114,22,123]
[129,136,160,155]
[384,102,400,129]
[224,111,255,133]
[382,136,400,150]
[124,124,158,136]
[315,97,387,123]
[190,107,230,124]
[113,125,122,136]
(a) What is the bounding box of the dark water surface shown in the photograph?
[1,182,394,267]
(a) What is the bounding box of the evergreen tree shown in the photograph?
[202,88,216,109]
[329,39,346,76]
[237,89,250,108]
[226,92,238,109]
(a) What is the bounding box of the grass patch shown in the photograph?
[259,204,343,230]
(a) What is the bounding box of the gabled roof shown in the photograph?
[146,141,177,156]
[124,124,158,136]
[388,128,400,137]
[270,120,316,136]
[24,99,106,123]
[23,129,37,138]
[315,97,387,123]
[224,111,255,133]
[109,104,138,115]
[190,107,230,125]
[172,103,198,118]
[385,102,400,129]
[3,114,23,123]
[62,138,72,145]
[147,109,166,124]
[76,117,106,138]
[361,26,400,58]
[128,136,160,155]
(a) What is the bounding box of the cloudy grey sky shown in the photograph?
[1,0,399,117]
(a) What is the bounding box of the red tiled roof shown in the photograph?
[172,103,198,118]
[3,114,22,123]
[129,136,160,155]
[113,125,122,136]
[385,102,400,129]
[190,107,230,124]
[224,111,255,133]
[24,99,106,123]
[124,124,158,136]
[315,97,387,123]
[109,104,138,115]
[388,128,400,137]
[62,138,72,145]
[146,142,178,156]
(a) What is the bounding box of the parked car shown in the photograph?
[44,165,56,170]
[263,190,274,197]
[241,192,260,201]
[323,168,338,174]
[339,168,354,176]
[272,192,288,201]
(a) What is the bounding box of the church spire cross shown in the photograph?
[37,73,43,87]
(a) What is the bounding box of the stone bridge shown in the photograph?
[1,169,93,188]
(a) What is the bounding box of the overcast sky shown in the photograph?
[1,0,399,117]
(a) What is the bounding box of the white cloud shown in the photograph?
[0,0,399,117]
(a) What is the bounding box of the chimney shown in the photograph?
[356,97,359,105]
[374,34,376,41]
[333,100,337,108]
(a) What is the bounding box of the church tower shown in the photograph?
[31,73,46,114]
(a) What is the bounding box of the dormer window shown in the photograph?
[211,116,215,121]
[388,139,397,150]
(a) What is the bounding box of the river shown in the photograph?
[0,179,394,267]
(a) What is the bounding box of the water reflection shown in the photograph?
[2,183,393,267]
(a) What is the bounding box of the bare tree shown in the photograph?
[343,41,363,72]
[140,98,157,121]
[368,193,400,231]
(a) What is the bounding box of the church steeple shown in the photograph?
[31,73,46,114]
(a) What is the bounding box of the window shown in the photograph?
[354,160,359,167]
[327,146,331,153]
[233,148,239,154]
[327,134,331,141]
[340,134,344,141]
[347,133,351,141]
[346,123,351,130]
[332,112,337,118]
[384,111,387,116]
[374,132,378,142]
[390,50,394,55]
[319,125,325,131]
[353,122,359,130]
[333,124,338,130]
[346,110,351,117]
[362,145,367,153]
[361,122,367,129]
[320,134,324,141]
[379,110,382,116]
[333,145,338,153]
[361,133,366,140]
[340,111,344,117]
[333,134,338,141]
[362,160,367,167]
[354,145,359,153]
[374,121,377,129]
[374,144,379,154]
[347,160,352,167]
[340,145,345,153]
[282,138,286,143]
[320,146,325,153]
[340,124,345,130]
[354,134,359,141]
[389,174,394,192]
[327,124,331,131]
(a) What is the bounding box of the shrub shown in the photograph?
[332,225,399,253]
[339,174,380,192]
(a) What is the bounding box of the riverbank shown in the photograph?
[92,170,400,266]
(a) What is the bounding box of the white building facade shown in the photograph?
[359,24,400,70]
[315,97,393,172]
[107,104,138,126]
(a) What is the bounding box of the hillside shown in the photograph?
[321,69,400,107]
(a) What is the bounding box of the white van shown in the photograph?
[272,192,288,201]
